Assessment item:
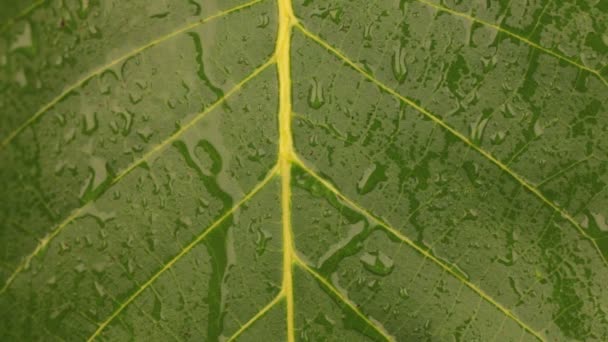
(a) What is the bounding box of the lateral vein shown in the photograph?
[0,59,274,296]
[226,293,285,342]
[294,256,395,342]
[85,165,278,341]
[0,0,267,150]
[292,156,546,342]
[295,23,608,268]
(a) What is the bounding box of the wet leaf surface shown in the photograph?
[1,0,607,341]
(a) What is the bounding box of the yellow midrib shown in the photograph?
[276,0,296,341]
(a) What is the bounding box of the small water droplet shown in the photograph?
[392,45,407,84]
[257,13,270,28]
[360,251,395,276]
[79,157,112,201]
[357,162,387,195]
[118,110,134,136]
[64,128,76,143]
[469,114,489,144]
[307,78,325,109]
[137,127,154,143]
[82,111,98,135]
[14,68,27,87]
[94,281,105,297]
[462,161,480,185]
[46,276,57,286]
[10,21,33,52]
[533,119,544,137]
[152,294,164,321]
[255,228,272,256]
[490,131,506,145]
[590,212,608,232]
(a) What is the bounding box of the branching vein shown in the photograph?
[0,0,268,150]
[295,22,608,269]
[294,256,395,342]
[0,58,274,295]
[85,165,278,341]
[292,155,546,342]
[226,294,284,342]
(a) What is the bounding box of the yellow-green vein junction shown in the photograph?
[0,0,267,150]
[226,294,284,342]
[293,256,396,341]
[85,165,279,341]
[292,155,546,342]
[294,22,608,269]
[0,58,274,296]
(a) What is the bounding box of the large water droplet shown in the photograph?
[360,251,394,276]
[10,21,33,52]
[533,119,544,137]
[357,163,387,195]
[469,114,489,144]
[79,157,112,201]
[82,111,98,135]
[392,45,407,84]
[255,227,272,256]
[137,127,154,143]
[307,78,325,109]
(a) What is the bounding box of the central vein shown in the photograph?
[276,0,296,341]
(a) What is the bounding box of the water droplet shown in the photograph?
[46,276,57,286]
[118,110,134,136]
[257,13,270,28]
[74,263,87,273]
[79,157,112,201]
[357,162,387,195]
[10,21,33,52]
[137,127,154,143]
[64,128,76,143]
[151,294,164,321]
[469,114,489,144]
[99,70,119,95]
[14,68,27,87]
[360,251,395,276]
[533,119,544,137]
[82,111,98,135]
[307,78,325,109]
[501,103,516,118]
[391,45,407,84]
[178,216,192,228]
[313,312,335,329]
[255,228,272,256]
[590,212,608,232]
[462,161,480,185]
[363,22,373,41]
[329,8,342,24]
[490,131,506,145]
[94,281,105,297]
[463,208,478,221]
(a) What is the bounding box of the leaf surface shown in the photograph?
[1,0,607,341]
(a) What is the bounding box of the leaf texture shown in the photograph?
[0,0,607,341]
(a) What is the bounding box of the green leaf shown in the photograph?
[1,0,607,341]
